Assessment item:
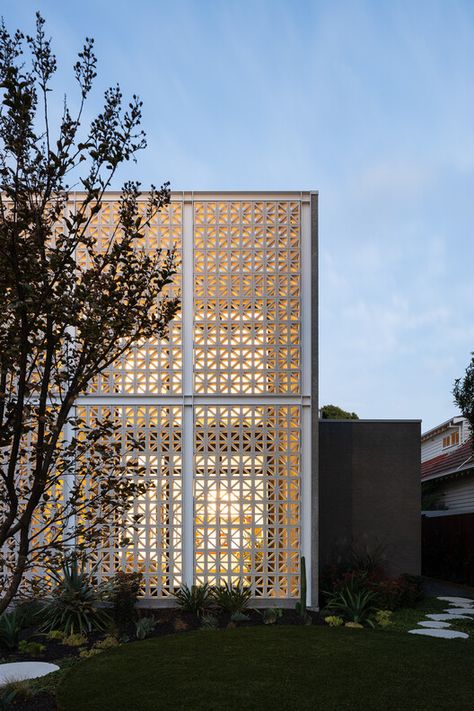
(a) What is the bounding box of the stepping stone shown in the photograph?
[426,613,472,621]
[409,629,468,639]
[437,596,474,605]
[0,662,59,685]
[445,608,474,616]
[418,621,451,629]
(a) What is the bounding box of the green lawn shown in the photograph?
[57,625,474,711]
[387,596,474,635]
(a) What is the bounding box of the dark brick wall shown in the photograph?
[319,420,421,577]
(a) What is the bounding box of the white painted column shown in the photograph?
[300,196,313,605]
[182,196,194,587]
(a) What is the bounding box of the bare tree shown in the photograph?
[0,13,180,613]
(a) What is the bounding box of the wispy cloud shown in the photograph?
[3,0,474,428]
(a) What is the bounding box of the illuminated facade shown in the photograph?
[77,191,318,604]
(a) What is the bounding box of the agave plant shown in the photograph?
[261,607,283,625]
[13,598,45,629]
[173,584,212,617]
[200,613,219,630]
[41,557,111,635]
[135,616,156,640]
[324,583,379,626]
[211,582,252,614]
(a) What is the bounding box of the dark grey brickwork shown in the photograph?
[318,420,421,578]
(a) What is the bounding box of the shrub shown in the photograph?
[348,543,387,577]
[41,557,111,635]
[320,542,387,602]
[109,572,142,628]
[400,574,424,605]
[325,583,379,626]
[262,608,283,625]
[321,551,424,612]
[135,617,155,640]
[18,640,45,656]
[375,610,393,627]
[211,582,251,614]
[0,610,22,652]
[94,635,120,650]
[200,614,219,630]
[173,584,212,617]
[173,618,189,632]
[13,599,45,629]
[0,680,33,705]
[324,615,344,627]
[0,686,17,710]
[230,611,250,623]
[47,629,65,641]
[321,567,384,600]
[62,633,88,648]
[375,575,424,611]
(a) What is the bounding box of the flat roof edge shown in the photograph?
[320,419,422,423]
[68,190,318,199]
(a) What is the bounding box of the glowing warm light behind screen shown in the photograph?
[74,197,302,599]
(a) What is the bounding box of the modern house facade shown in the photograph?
[75,191,318,605]
[6,190,423,607]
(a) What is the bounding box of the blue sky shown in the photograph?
[3,0,474,430]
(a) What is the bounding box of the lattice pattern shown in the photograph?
[0,426,64,593]
[193,201,301,394]
[77,405,183,597]
[194,406,300,597]
[3,195,307,603]
[79,200,183,395]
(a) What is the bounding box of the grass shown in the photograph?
[387,596,474,636]
[385,596,446,632]
[57,623,474,711]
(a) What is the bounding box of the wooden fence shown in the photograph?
[422,512,474,585]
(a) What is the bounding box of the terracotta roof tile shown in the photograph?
[422,439,474,480]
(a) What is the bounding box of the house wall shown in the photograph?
[436,473,474,514]
[421,417,470,462]
[319,420,421,577]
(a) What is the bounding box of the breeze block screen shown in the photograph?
[76,192,314,602]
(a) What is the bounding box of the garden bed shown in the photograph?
[1,607,322,710]
[3,606,322,665]
[1,557,428,709]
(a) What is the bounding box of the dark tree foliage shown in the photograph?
[0,13,180,612]
[320,405,359,420]
[453,353,474,448]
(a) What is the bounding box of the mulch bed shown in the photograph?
[12,692,58,711]
[3,607,323,710]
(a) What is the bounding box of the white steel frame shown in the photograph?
[75,191,314,605]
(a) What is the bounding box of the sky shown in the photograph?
[2,0,474,431]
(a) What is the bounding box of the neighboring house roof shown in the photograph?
[421,415,465,442]
[422,438,474,482]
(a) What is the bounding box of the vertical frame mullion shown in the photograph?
[182,197,194,587]
[300,196,313,606]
